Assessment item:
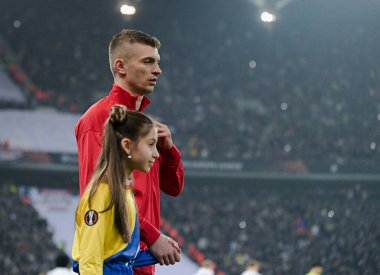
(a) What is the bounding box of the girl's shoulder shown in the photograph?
[80,181,111,209]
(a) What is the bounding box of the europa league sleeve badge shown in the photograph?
[84,210,99,226]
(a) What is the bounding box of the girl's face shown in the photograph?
[129,127,159,173]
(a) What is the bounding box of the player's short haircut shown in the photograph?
[109,29,161,75]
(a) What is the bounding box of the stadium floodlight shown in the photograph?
[120,4,136,15]
[261,11,276,23]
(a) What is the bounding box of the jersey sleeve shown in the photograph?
[77,187,111,274]
[77,129,102,196]
[159,144,185,196]
[139,213,161,247]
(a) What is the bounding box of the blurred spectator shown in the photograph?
[46,253,74,275]
[305,262,323,275]
[241,260,262,275]
[194,259,215,275]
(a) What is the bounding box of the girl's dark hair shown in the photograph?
[86,104,154,242]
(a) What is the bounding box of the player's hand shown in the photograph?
[154,121,173,151]
[149,234,181,265]
[167,237,181,253]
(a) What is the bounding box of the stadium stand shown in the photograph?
[0,69,26,107]
[161,180,380,275]
[0,109,79,153]
[0,183,63,275]
[0,0,379,174]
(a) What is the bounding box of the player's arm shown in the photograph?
[159,145,184,196]
[76,130,102,196]
[154,121,185,196]
[139,213,161,247]
[139,214,181,265]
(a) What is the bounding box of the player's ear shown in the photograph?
[114,58,127,75]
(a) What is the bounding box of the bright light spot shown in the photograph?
[261,12,276,23]
[377,113,380,121]
[239,221,247,229]
[284,144,291,153]
[13,20,21,28]
[328,210,335,218]
[281,102,288,110]
[370,142,376,150]
[120,4,136,15]
[249,60,257,69]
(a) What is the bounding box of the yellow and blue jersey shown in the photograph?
[72,182,157,274]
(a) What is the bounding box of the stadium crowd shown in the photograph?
[0,0,379,172]
[161,181,380,275]
[0,183,63,275]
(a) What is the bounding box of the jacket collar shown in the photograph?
[110,84,151,112]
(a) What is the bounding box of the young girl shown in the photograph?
[72,104,159,274]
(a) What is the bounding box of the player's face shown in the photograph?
[129,127,159,172]
[124,43,162,96]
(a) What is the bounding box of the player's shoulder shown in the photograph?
[81,97,109,122]
[75,96,112,135]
